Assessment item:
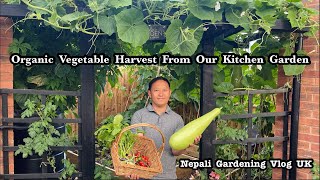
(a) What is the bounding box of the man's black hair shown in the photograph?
[148,77,170,90]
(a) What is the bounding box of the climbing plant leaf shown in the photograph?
[188,0,217,20]
[165,18,202,56]
[115,8,149,47]
[94,14,116,36]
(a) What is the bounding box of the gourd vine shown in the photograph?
[3,0,319,58]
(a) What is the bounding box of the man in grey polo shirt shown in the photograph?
[130,77,201,179]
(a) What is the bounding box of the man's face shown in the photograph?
[148,80,171,108]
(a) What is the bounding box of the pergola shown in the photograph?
[0,3,307,180]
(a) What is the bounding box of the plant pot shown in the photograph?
[14,112,66,176]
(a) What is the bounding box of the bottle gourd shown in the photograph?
[169,107,222,150]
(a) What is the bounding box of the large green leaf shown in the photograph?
[94,14,116,36]
[109,0,132,8]
[220,0,237,4]
[256,7,277,19]
[187,88,200,104]
[54,63,71,78]
[287,7,299,28]
[213,69,225,84]
[165,17,203,56]
[60,11,91,23]
[283,65,306,76]
[88,0,109,12]
[282,49,306,76]
[214,36,234,52]
[213,82,234,93]
[172,89,188,104]
[255,7,277,33]
[183,14,204,42]
[27,75,47,86]
[188,0,217,20]
[225,7,250,31]
[173,65,196,76]
[170,77,185,91]
[28,0,49,15]
[115,8,149,47]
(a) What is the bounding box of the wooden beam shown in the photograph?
[199,26,216,165]
[80,34,95,180]
[0,4,28,17]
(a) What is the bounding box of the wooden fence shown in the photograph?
[65,69,135,133]
[66,69,199,129]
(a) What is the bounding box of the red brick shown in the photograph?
[312,150,320,159]
[304,45,319,54]
[311,143,319,151]
[311,127,319,135]
[274,119,284,126]
[299,133,319,143]
[0,55,10,60]
[298,168,313,175]
[304,38,319,45]
[0,73,14,82]
[296,170,309,180]
[0,23,13,32]
[299,111,315,120]
[9,163,14,174]
[300,94,308,101]
[311,111,319,120]
[308,53,320,59]
[0,62,13,72]
[0,45,10,55]
[301,78,317,85]
[307,3,320,9]
[311,62,319,71]
[300,102,319,111]
[302,71,320,78]
[299,125,312,134]
[297,140,311,150]
[0,37,13,47]
[274,128,283,135]
[0,81,13,88]
[0,72,14,81]
[313,94,319,102]
[301,86,320,94]
[0,28,13,38]
[272,170,282,179]
[0,17,13,25]
[273,142,282,149]
[297,149,312,158]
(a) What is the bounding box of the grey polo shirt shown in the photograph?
[131,104,184,179]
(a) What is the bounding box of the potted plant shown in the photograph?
[15,98,77,179]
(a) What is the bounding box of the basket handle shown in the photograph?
[114,123,165,157]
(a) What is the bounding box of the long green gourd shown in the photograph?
[169,107,222,150]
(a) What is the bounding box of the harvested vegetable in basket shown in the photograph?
[134,151,151,167]
[118,130,137,160]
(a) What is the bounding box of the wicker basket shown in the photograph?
[111,123,165,179]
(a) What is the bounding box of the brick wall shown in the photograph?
[272,0,320,179]
[0,17,14,174]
